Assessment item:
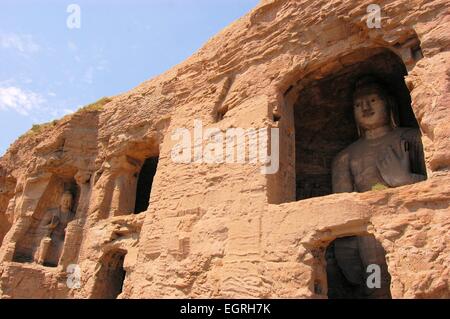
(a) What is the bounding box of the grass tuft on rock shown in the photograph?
[19,97,112,141]
[76,97,112,113]
[372,183,389,191]
[24,120,59,138]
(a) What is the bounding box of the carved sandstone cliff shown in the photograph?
[0,0,449,298]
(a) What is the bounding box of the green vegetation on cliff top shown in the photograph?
[21,97,112,139]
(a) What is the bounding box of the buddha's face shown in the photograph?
[354,91,390,131]
[60,193,73,212]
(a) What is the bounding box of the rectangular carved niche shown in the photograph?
[293,50,421,200]
[13,176,78,266]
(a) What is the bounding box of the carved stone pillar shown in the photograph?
[59,170,91,269]
[0,216,31,262]
[0,174,52,263]
[85,156,140,222]
[109,156,140,217]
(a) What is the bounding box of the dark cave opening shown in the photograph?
[91,249,127,299]
[326,235,392,299]
[134,157,159,214]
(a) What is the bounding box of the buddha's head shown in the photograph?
[353,76,398,136]
[60,191,73,213]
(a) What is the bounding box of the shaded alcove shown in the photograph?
[325,235,392,299]
[91,249,127,299]
[294,50,421,200]
[134,157,159,214]
[12,177,79,265]
[0,210,12,249]
[0,175,16,248]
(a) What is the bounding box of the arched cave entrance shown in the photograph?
[292,49,425,200]
[325,235,392,299]
[134,156,159,214]
[91,249,127,299]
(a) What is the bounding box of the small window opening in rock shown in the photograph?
[216,111,225,122]
[91,249,127,299]
[134,157,159,214]
[314,280,322,295]
[412,45,424,61]
[325,235,392,299]
[273,111,281,122]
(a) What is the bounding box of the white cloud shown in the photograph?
[96,59,109,71]
[0,86,46,116]
[83,66,94,84]
[67,40,78,51]
[0,32,40,55]
[0,86,76,122]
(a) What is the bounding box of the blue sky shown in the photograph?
[0,0,259,156]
